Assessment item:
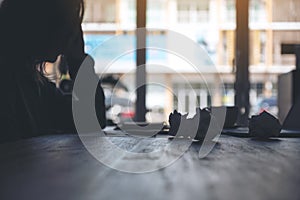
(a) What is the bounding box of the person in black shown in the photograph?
[0,0,106,143]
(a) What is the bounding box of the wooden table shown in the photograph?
[1,134,300,200]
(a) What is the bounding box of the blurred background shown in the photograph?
[45,0,300,125]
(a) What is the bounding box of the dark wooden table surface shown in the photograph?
[1,133,300,200]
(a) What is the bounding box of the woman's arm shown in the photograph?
[62,24,107,130]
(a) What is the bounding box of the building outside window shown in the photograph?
[177,0,209,24]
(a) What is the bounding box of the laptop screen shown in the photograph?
[282,97,300,130]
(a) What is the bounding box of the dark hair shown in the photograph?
[0,0,84,78]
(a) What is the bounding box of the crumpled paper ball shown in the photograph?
[168,108,221,140]
[249,111,282,138]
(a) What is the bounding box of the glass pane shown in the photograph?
[78,0,300,125]
[82,0,137,125]
[81,0,237,124]
[249,0,300,120]
[144,0,237,122]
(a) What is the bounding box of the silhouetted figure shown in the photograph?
[0,0,106,143]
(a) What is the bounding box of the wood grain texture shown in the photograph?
[0,134,299,200]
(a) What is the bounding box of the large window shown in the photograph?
[70,0,300,124]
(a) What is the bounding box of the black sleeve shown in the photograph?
[39,79,75,133]
[40,55,106,133]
